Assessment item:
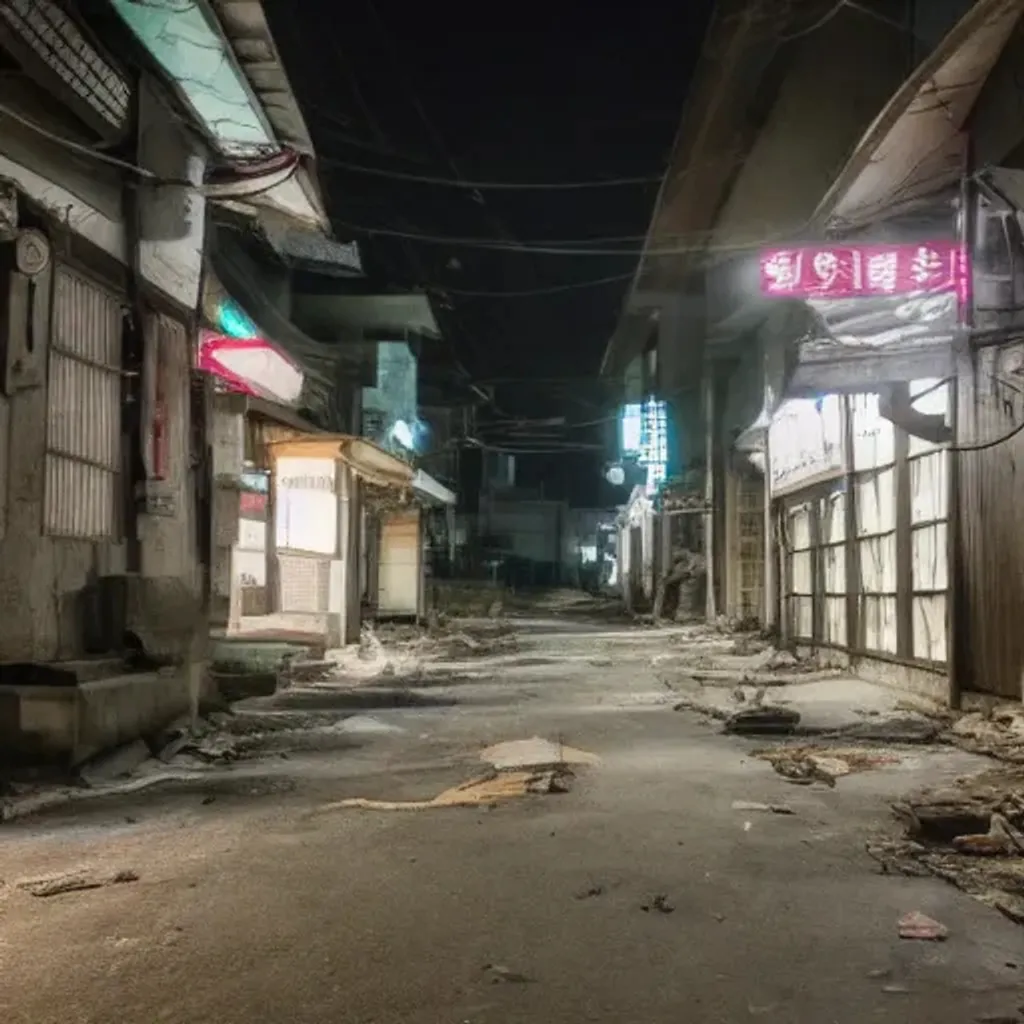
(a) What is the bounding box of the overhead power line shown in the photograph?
[333,219,649,248]
[430,272,637,298]
[320,155,663,190]
[334,217,788,257]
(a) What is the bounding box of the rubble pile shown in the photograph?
[756,744,900,786]
[944,706,1024,763]
[867,767,1024,925]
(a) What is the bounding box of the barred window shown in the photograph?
[44,266,122,539]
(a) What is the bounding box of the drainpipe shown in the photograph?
[122,92,147,576]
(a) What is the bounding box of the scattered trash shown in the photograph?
[641,894,675,914]
[881,984,912,995]
[731,800,794,815]
[723,706,801,736]
[574,884,604,900]
[320,767,575,813]
[484,964,533,984]
[866,968,891,980]
[869,767,1024,924]
[897,910,948,941]
[18,869,139,898]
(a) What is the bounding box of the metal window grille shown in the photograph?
[44,266,122,539]
[0,0,129,132]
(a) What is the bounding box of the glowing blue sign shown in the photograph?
[619,397,667,493]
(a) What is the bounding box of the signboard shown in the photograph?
[759,242,965,299]
[198,331,304,405]
[275,457,336,555]
[768,396,844,496]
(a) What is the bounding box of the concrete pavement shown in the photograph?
[0,613,1021,1023]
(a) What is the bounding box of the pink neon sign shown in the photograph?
[759,241,967,300]
[197,331,304,406]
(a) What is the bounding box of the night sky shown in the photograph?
[263,0,713,500]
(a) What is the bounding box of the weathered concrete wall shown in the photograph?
[139,315,197,586]
[0,670,191,766]
[0,260,120,662]
[970,19,1024,166]
[137,75,206,313]
[711,7,910,247]
[654,293,705,474]
[0,74,207,665]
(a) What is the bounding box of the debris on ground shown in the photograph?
[484,964,533,984]
[756,745,899,786]
[672,696,730,720]
[952,814,1024,857]
[78,740,152,787]
[574,884,605,900]
[897,910,948,941]
[867,767,1024,925]
[827,717,942,745]
[640,894,675,914]
[319,766,576,813]
[731,800,794,815]
[723,706,801,736]
[17,869,138,898]
[480,737,599,771]
[945,707,1024,763]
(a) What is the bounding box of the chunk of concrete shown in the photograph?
[78,739,152,787]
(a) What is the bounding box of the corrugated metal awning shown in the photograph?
[818,0,1024,228]
[207,0,328,230]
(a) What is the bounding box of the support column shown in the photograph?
[763,432,776,630]
[703,365,717,622]
[328,463,361,648]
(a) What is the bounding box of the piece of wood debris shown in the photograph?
[18,869,139,898]
[731,800,795,815]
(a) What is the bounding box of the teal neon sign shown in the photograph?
[216,299,259,340]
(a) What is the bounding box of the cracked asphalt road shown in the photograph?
[1,612,1022,1023]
